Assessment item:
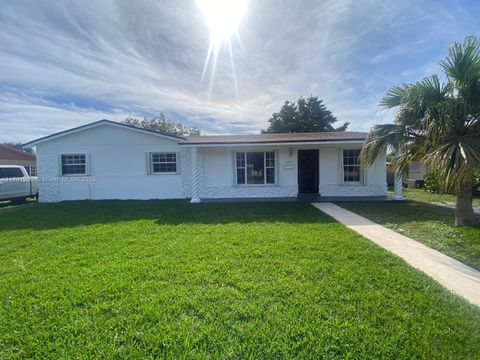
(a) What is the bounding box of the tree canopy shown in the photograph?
[123,114,201,137]
[361,36,480,226]
[262,96,349,133]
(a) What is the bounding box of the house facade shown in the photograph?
[24,120,387,202]
[407,161,428,188]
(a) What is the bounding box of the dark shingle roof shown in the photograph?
[182,131,367,145]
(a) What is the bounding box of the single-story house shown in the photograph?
[23,119,387,202]
[0,143,37,176]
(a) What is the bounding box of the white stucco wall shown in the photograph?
[34,124,386,202]
[318,146,387,197]
[193,147,298,198]
[189,145,386,199]
[36,124,184,202]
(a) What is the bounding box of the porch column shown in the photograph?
[190,147,201,203]
[392,170,405,201]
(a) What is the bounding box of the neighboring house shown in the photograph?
[23,120,387,202]
[386,161,428,189]
[407,161,428,188]
[0,144,37,176]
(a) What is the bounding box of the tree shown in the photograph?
[3,142,34,154]
[361,36,480,226]
[123,114,201,136]
[262,96,349,133]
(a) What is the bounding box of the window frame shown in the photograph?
[149,152,179,175]
[342,149,363,184]
[25,165,37,177]
[60,153,88,176]
[235,150,276,186]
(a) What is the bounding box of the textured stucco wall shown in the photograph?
[180,148,192,198]
[319,184,387,197]
[194,147,298,199]
[318,146,387,197]
[200,185,298,198]
[36,147,61,202]
[33,125,387,202]
[35,124,184,202]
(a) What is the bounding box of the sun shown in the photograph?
[197,0,248,51]
[196,0,248,95]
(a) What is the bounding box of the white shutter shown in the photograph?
[176,151,181,174]
[85,153,91,175]
[58,154,63,176]
[146,152,152,174]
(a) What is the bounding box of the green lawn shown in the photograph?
[392,188,480,206]
[1,201,479,359]
[339,201,480,270]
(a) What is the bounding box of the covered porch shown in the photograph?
[180,132,389,202]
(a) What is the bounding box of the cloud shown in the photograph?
[0,0,479,142]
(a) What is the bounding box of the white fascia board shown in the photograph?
[23,120,184,147]
[178,140,365,148]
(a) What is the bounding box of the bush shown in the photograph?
[424,169,480,195]
[474,169,480,196]
[423,172,441,193]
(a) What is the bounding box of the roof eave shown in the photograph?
[178,139,365,147]
[23,119,186,147]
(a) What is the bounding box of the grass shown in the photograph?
[393,188,480,206]
[339,201,480,270]
[1,201,479,359]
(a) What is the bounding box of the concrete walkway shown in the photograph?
[312,202,480,307]
[431,201,480,215]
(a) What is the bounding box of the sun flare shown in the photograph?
[196,0,248,96]
[197,0,248,50]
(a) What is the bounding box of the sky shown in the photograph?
[1,0,480,142]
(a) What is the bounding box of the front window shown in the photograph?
[343,149,361,183]
[236,151,275,185]
[151,152,177,173]
[61,154,86,175]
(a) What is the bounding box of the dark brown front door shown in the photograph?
[298,150,319,194]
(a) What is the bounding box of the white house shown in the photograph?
[23,120,387,202]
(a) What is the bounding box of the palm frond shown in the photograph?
[361,124,405,166]
[387,143,423,176]
[439,36,480,97]
[379,84,412,109]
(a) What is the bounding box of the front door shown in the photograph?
[297,149,319,194]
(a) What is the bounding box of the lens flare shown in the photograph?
[196,0,248,96]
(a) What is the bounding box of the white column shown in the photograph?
[190,147,201,203]
[392,170,405,200]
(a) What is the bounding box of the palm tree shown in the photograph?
[362,36,480,226]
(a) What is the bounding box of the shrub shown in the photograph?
[423,172,441,193]
[424,169,480,195]
[474,169,480,196]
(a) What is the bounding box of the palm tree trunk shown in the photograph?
[455,177,476,226]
